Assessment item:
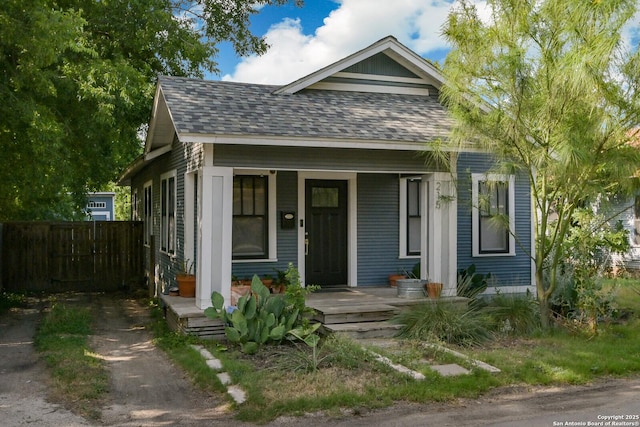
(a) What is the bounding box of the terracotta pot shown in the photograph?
[426,282,443,299]
[176,274,196,298]
[388,274,407,287]
[231,284,251,305]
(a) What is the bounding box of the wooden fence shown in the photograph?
[0,221,144,292]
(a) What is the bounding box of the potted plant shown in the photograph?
[388,272,407,287]
[426,282,443,299]
[261,274,274,289]
[231,276,252,305]
[270,268,289,294]
[176,259,196,298]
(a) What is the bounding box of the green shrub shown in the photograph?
[394,302,491,346]
[485,292,540,335]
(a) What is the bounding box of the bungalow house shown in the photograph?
[85,192,116,221]
[119,36,533,310]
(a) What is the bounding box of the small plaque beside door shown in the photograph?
[280,211,296,229]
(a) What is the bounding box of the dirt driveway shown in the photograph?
[1,293,639,426]
[0,293,247,426]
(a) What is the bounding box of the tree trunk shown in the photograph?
[539,295,551,330]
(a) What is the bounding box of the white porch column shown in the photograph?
[425,172,458,296]
[196,166,233,309]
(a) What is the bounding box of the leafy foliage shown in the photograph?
[286,322,324,372]
[0,0,300,220]
[550,209,628,334]
[441,0,640,328]
[206,275,300,354]
[282,262,319,318]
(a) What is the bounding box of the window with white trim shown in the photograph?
[160,172,176,254]
[472,174,515,256]
[233,175,268,259]
[407,179,421,255]
[399,177,424,258]
[143,181,152,246]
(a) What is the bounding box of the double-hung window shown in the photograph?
[406,179,422,256]
[233,175,268,259]
[143,181,152,246]
[399,177,424,257]
[160,172,176,254]
[472,174,515,256]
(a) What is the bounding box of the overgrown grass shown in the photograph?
[469,318,640,385]
[605,277,640,313]
[393,301,492,346]
[34,303,108,419]
[145,280,640,424]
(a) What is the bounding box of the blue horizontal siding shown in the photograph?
[456,153,532,287]
[357,174,420,286]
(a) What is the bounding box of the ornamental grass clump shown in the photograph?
[485,291,540,335]
[393,302,491,347]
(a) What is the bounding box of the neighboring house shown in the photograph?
[605,195,640,270]
[602,129,640,272]
[119,36,533,309]
[86,192,115,221]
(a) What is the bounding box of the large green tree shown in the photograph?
[0,0,300,220]
[441,0,640,328]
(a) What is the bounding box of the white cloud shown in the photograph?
[223,0,639,85]
[223,0,457,84]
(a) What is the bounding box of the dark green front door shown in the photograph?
[305,180,348,286]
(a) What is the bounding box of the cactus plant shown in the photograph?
[205,274,299,354]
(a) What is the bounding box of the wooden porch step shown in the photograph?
[322,321,403,339]
[312,303,397,324]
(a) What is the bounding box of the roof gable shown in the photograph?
[274,36,444,96]
[342,52,420,78]
[131,35,453,172]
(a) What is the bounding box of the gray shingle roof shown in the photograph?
[159,75,453,143]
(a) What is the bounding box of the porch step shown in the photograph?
[322,321,403,339]
[312,303,397,324]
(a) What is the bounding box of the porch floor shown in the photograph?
[160,287,468,339]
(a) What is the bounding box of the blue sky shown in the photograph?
[211,0,457,84]
[211,0,640,85]
[213,1,340,80]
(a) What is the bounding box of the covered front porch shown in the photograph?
[193,163,459,311]
[161,286,468,340]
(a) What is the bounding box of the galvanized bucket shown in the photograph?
[396,279,426,299]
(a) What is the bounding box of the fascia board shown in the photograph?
[178,133,472,152]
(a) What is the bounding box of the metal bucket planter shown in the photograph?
[396,279,427,299]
